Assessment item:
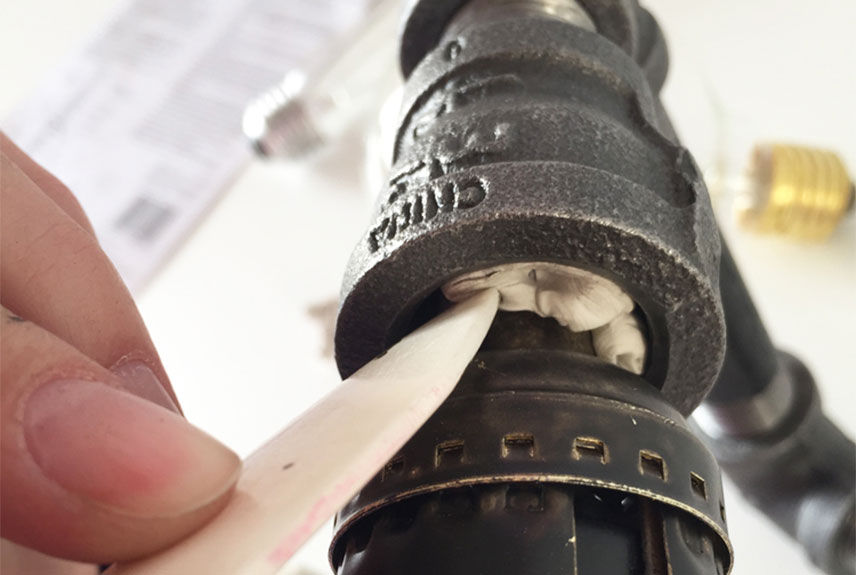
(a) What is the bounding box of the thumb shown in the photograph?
[0,308,241,563]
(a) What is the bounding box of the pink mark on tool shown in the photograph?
[265,396,445,566]
[266,474,360,565]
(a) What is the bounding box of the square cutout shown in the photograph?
[573,437,608,463]
[502,433,535,458]
[435,440,465,467]
[690,472,708,499]
[382,455,405,481]
[639,450,667,480]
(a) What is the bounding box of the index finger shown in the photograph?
[1,133,95,236]
[0,149,178,408]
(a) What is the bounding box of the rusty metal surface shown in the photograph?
[331,350,732,573]
[333,483,729,575]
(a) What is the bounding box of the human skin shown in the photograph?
[0,133,242,570]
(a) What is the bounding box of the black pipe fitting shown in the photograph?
[335,0,724,416]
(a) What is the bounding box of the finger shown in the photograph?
[1,539,98,575]
[0,133,95,235]
[0,308,241,563]
[0,151,177,406]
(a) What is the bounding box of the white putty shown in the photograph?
[443,262,647,374]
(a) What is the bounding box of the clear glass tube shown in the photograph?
[242,0,401,158]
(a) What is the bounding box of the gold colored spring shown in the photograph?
[737,144,854,241]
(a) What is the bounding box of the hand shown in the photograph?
[0,134,241,568]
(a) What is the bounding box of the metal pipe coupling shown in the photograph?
[334,0,724,415]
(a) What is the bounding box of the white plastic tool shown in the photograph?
[109,289,499,575]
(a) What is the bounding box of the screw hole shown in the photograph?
[444,40,462,61]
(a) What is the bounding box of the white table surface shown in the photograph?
[2,1,854,574]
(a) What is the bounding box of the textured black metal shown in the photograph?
[331,350,732,574]
[335,8,724,415]
[635,6,669,93]
[399,0,643,79]
[705,242,779,403]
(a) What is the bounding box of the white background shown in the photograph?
[2,0,854,573]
